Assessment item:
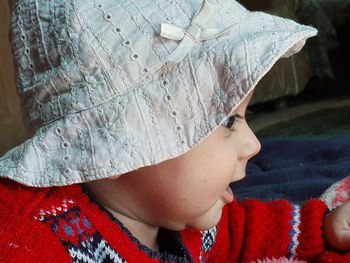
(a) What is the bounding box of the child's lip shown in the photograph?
[222,186,234,203]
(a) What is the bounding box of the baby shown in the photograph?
[1,0,350,262]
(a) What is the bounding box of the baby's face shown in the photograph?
[109,91,260,231]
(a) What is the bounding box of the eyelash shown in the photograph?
[222,110,254,130]
[222,114,243,130]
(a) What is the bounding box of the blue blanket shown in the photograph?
[230,136,350,204]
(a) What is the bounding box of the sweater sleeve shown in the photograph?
[207,198,328,263]
[0,179,71,263]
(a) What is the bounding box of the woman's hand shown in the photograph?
[324,201,350,250]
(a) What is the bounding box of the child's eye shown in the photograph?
[222,114,243,130]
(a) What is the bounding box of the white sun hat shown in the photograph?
[0,0,317,187]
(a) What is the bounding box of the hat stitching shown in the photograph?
[187,54,211,135]
[279,13,290,31]
[132,91,159,163]
[120,0,168,63]
[198,14,247,57]
[204,54,226,118]
[32,135,44,173]
[159,70,186,152]
[96,104,127,171]
[68,5,116,96]
[50,123,70,172]
[246,33,263,80]
[172,0,192,20]
[72,3,131,94]
[176,58,201,143]
[154,0,174,25]
[94,1,144,75]
[38,131,51,171]
[15,6,34,82]
[86,96,129,172]
[223,52,240,82]
[111,96,129,171]
[50,0,64,61]
[86,35,128,98]
[33,1,54,72]
[80,109,99,171]
[49,3,72,90]
[271,15,282,56]
[29,1,42,70]
[241,38,252,98]
[97,0,167,84]
[75,115,91,174]
[66,3,101,97]
[221,55,240,110]
[141,79,165,160]
[140,86,167,160]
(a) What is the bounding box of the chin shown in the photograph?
[188,208,223,231]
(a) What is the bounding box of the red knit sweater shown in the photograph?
[0,178,349,263]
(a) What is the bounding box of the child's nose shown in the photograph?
[238,128,261,161]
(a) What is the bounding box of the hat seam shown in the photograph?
[132,88,158,164]
[140,86,167,161]
[178,56,201,145]
[188,53,211,135]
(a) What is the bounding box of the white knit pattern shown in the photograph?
[288,205,301,257]
[69,236,126,263]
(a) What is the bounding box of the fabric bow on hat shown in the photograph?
[160,0,233,63]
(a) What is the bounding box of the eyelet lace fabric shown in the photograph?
[0,0,317,186]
